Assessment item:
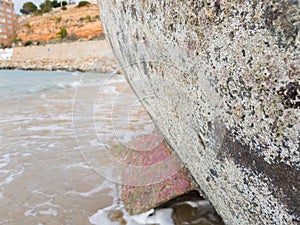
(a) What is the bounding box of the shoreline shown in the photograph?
[0,56,119,73]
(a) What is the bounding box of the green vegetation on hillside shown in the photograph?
[55,16,62,24]
[85,15,92,22]
[20,0,93,16]
[39,0,52,14]
[20,0,68,15]
[77,1,91,8]
[57,27,68,39]
[24,22,31,28]
[51,0,67,8]
[20,2,38,15]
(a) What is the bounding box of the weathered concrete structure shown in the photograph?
[98,1,299,224]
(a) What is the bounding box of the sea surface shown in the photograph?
[0,70,223,225]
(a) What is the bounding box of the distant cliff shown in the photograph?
[16,4,103,44]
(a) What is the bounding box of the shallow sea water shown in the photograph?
[0,70,223,225]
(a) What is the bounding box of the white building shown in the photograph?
[72,0,97,4]
[84,0,97,4]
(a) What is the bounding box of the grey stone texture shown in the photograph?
[98,1,299,224]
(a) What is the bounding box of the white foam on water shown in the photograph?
[0,219,15,225]
[31,189,56,199]
[0,169,10,175]
[57,82,66,89]
[88,181,122,225]
[24,209,37,217]
[102,85,118,94]
[0,153,23,186]
[21,153,31,157]
[47,143,56,148]
[55,114,72,120]
[66,180,113,198]
[0,115,30,124]
[27,125,65,131]
[70,81,81,88]
[105,75,126,84]
[0,167,25,186]
[20,142,29,147]
[71,72,81,76]
[36,200,60,208]
[25,199,60,218]
[0,154,11,166]
[152,209,175,225]
[89,139,103,147]
[39,208,58,217]
[0,162,8,169]
[127,208,174,225]
[90,206,175,225]
[89,205,120,225]
[63,162,90,170]
[56,79,86,89]
[126,209,155,224]
[173,200,211,208]
[25,208,58,217]
[22,135,59,140]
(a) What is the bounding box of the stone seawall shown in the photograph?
[0,40,118,72]
[99,1,299,224]
[12,40,110,60]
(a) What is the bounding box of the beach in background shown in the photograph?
[0,70,223,225]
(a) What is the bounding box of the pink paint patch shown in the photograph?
[119,134,197,214]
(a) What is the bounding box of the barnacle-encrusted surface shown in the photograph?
[98,1,299,224]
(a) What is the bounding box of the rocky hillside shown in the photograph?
[16,4,103,43]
